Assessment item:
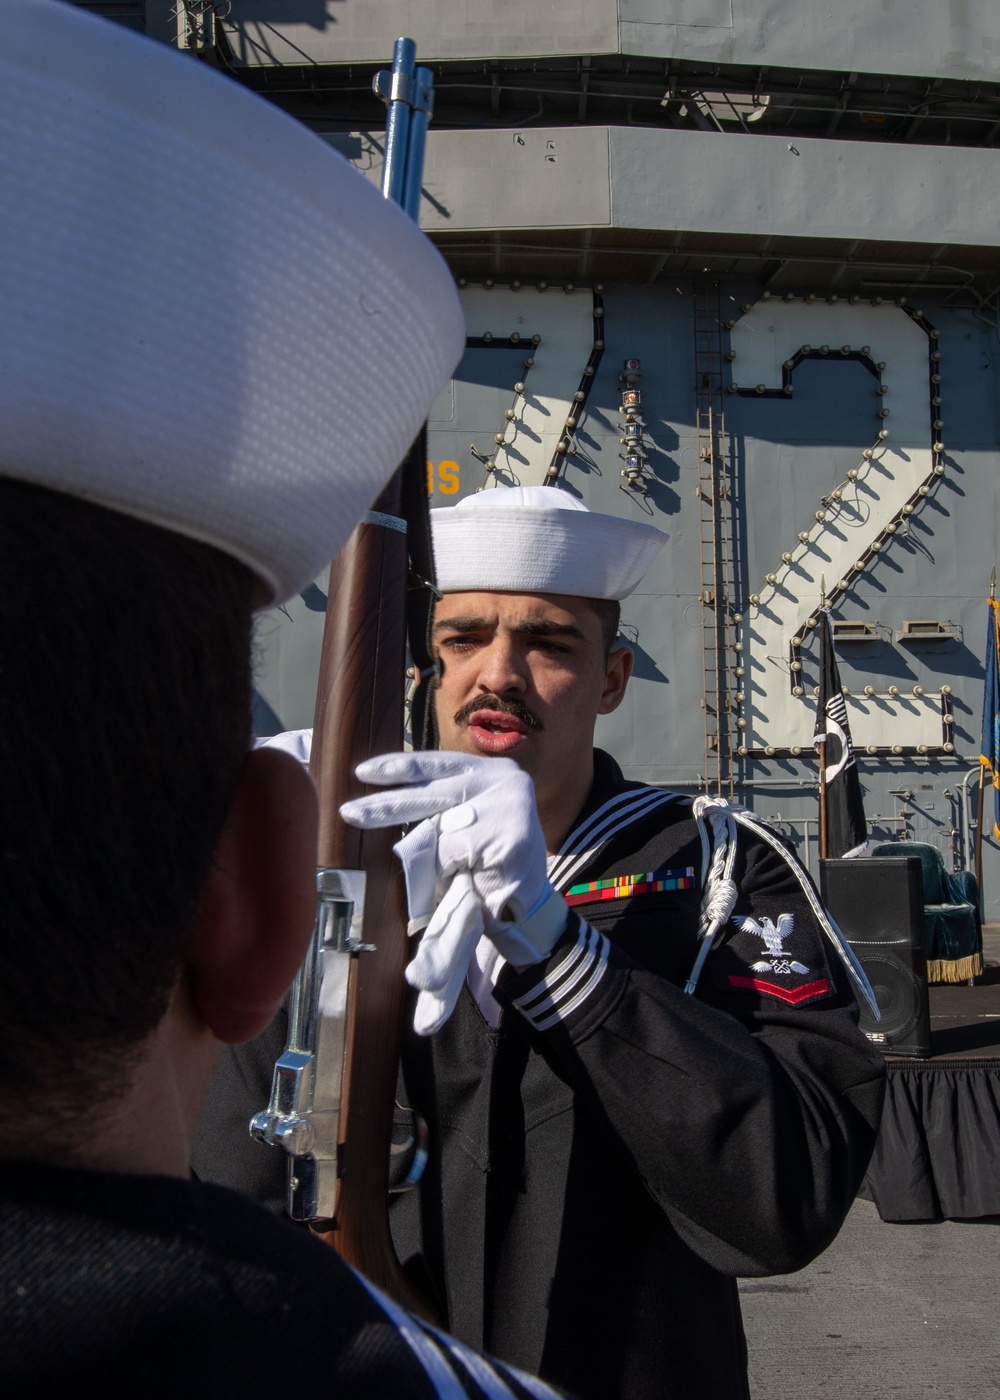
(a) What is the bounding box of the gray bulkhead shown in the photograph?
[100,0,1000,910]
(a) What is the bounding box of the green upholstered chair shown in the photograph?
[868,841,983,983]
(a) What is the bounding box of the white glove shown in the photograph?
[340,751,569,1035]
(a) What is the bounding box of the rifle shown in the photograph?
[251,40,438,1314]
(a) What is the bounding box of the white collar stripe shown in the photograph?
[420,1326,518,1399]
[552,785,677,865]
[549,788,684,891]
[350,1273,468,1398]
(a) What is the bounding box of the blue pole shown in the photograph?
[401,67,434,221]
[378,37,416,209]
[374,39,433,223]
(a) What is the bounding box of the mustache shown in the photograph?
[453,695,544,732]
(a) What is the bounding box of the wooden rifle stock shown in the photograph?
[308,463,433,1317]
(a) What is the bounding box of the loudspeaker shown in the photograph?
[820,857,932,1059]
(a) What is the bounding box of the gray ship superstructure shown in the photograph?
[83,0,1000,910]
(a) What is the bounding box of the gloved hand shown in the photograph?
[340,751,568,1035]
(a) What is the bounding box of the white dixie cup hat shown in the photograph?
[0,0,465,605]
[430,486,668,601]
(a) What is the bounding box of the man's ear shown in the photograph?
[186,746,317,1044]
[598,644,634,715]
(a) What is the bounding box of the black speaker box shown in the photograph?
[819,857,932,1059]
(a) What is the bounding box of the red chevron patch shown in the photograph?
[728,975,830,1004]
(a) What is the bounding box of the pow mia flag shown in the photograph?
[814,609,868,859]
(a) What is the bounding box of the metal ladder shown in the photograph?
[693,281,736,798]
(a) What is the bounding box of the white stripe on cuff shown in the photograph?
[513,922,610,1031]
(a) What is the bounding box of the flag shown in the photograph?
[814,608,867,858]
[980,597,1000,839]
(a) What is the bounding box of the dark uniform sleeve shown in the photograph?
[495,821,886,1279]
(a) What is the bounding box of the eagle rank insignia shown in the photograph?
[722,913,831,1005]
[739,914,810,976]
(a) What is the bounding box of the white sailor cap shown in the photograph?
[0,0,465,605]
[431,486,668,600]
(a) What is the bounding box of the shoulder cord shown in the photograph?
[681,799,880,1021]
[683,796,740,996]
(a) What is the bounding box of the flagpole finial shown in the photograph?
[820,574,827,607]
